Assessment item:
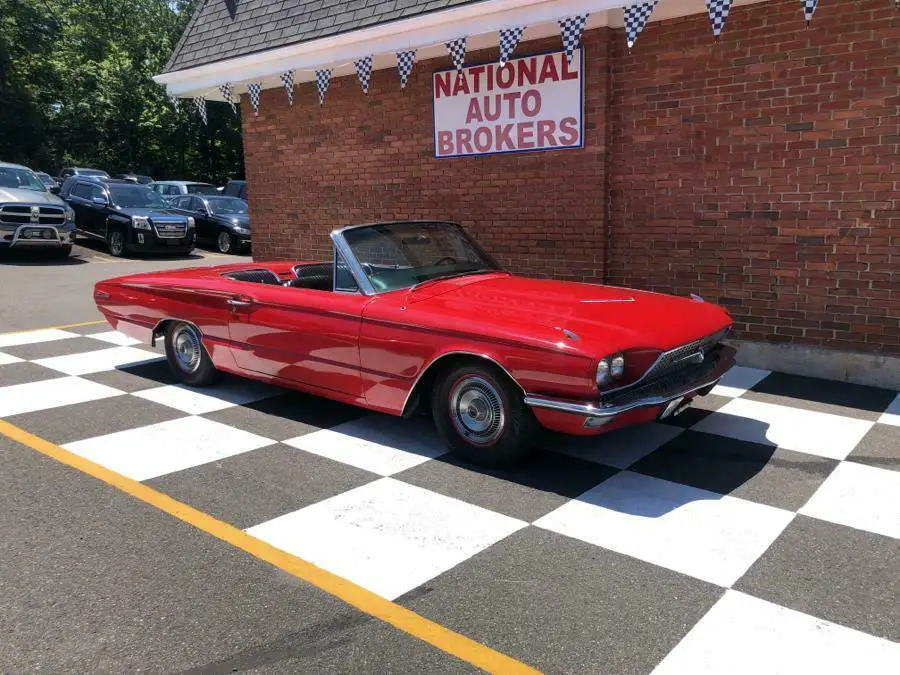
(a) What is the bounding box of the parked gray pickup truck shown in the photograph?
[0,162,77,258]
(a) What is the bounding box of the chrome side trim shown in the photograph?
[400,351,525,416]
[330,229,377,296]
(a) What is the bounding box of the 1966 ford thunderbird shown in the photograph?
[94,220,735,465]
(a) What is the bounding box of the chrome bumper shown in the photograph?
[525,345,737,419]
[7,225,75,247]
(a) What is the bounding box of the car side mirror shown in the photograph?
[92,196,108,206]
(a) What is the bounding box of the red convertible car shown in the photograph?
[94,221,735,465]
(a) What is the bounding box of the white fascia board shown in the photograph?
[155,0,620,98]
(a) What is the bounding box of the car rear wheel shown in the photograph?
[164,321,219,386]
[431,362,537,466]
[216,230,234,254]
[107,228,126,257]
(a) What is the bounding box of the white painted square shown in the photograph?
[246,478,526,600]
[35,346,163,376]
[711,366,771,398]
[878,393,900,428]
[133,380,282,415]
[86,331,143,347]
[0,376,123,417]
[534,471,793,587]
[800,461,900,540]
[62,416,273,481]
[651,590,900,675]
[284,416,447,476]
[692,398,872,460]
[552,422,684,470]
[0,351,23,366]
[0,328,79,348]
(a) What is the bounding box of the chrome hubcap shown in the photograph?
[449,376,505,446]
[172,325,202,373]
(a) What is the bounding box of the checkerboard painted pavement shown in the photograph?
[2,325,899,673]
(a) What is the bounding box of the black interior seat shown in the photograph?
[225,269,281,285]
[285,263,333,291]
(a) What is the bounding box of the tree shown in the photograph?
[0,0,243,183]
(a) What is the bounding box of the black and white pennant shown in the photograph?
[499,27,525,65]
[705,0,733,39]
[219,82,237,115]
[623,1,659,49]
[801,0,818,25]
[193,96,207,125]
[446,37,467,74]
[169,93,180,112]
[280,69,295,106]
[355,56,373,94]
[397,50,417,89]
[247,83,262,116]
[558,14,588,63]
[316,69,332,105]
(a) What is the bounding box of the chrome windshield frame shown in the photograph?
[329,221,502,298]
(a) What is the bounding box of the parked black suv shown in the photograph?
[222,179,247,200]
[171,194,250,253]
[65,179,195,256]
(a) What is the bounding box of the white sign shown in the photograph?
[432,48,584,158]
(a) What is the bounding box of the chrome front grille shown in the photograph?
[152,219,187,239]
[643,327,730,383]
[0,205,66,226]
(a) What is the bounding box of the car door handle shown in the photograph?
[227,295,254,308]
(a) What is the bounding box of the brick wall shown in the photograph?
[242,0,899,355]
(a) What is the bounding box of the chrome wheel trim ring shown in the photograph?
[171,324,202,374]
[217,231,231,253]
[449,376,505,446]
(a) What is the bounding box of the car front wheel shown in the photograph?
[164,321,219,386]
[107,228,126,257]
[431,362,537,466]
[216,230,234,254]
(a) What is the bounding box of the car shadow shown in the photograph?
[0,250,89,266]
[74,238,207,261]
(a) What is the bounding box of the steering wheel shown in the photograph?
[435,256,457,266]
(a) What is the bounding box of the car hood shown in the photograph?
[0,188,65,206]
[405,275,732,355]
[114,207,187,219]
[211,213,250,229]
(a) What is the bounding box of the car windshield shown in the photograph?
[109,185,169,209]
[342,222,501,293]
[80,169,108,177]
[0,167,47,192]
[186,184,218,195]
[36,173,55,185]
[207,197,248,215]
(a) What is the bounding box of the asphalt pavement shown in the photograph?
[0,241,898,673]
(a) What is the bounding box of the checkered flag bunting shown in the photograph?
[355,56,373,94]
[315,69,332,105]
[624,1,659,49]
[192,96,207,125]
[801,0,818,24]
[219,83,237,116]
[558,15,588,63]
[499,27,525,66]
[168,94,180,112]
[705,0,733,39]
[396,50,417,89]
[280,69,295,106]
[446,37,467,74]
[247,83,262,116]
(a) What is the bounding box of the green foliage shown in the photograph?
[0,0,243,183]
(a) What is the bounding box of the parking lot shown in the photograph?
[1,248,899,673]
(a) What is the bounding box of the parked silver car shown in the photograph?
[0,162,77,258]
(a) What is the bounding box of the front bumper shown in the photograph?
[127,227,195,253]
[525,345,736,431]
[1,224,76,249]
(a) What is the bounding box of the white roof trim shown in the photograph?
[155,0,771,99]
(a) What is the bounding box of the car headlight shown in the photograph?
[233,226,249,234]
[131,216,151,230]
[64,206,75,222]
[596,353,626,388]
[186,216,195,229]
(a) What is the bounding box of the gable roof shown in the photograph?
[164,0,487,74]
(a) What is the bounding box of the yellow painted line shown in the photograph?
[0,319,106,337]
[0,419,540,675]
